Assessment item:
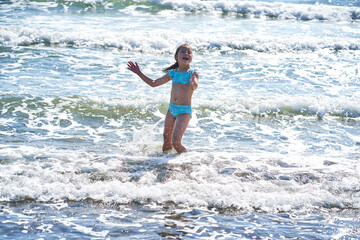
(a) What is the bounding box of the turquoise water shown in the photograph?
[1,0,360,239]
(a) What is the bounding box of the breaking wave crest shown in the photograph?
[1,147,359,214]
[4,0,360,21]
[1,27,360,53]
[1,94,359,214]
[1,94,360,123]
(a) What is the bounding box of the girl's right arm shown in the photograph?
[127,61,171,87]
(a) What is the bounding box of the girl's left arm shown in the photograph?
[190,71,199,90]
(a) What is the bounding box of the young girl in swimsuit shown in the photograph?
[127,44,199,154]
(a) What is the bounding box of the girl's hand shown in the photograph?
[190,71,199,90]
[127,61,141,75]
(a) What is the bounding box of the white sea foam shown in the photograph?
[194,95,360,119]
[6,0,360,21]
[0,147,359,213]
[1,0,359,217]
[1,27,359,53]
[0,93,359,213]
[151,0,360,21]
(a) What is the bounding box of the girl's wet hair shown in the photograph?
[163,44,192,72]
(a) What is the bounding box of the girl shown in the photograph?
[127,44,199,154]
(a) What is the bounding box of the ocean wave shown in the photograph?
[1,94,360,123]
[1,94,359,213]
[207,95,360,119]
[1,27,359,53]
[5,0,360,21]
[0,149,359,213]
[137,0,360,21]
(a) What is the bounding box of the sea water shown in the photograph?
[1,0,360,239]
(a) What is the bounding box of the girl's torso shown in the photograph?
[168,69,195,106]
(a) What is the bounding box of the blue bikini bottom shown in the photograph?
[168,102,192,118]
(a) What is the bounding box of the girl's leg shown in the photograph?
[172,113,191,154]
[163,111,176,152]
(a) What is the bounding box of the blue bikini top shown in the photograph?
[168,69,195,85]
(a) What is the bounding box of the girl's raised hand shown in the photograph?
[127,61,141,75]
[190,71,199,90]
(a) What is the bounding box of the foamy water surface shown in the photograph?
[1,0,360,239]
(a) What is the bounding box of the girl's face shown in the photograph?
[176,47,192,66]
